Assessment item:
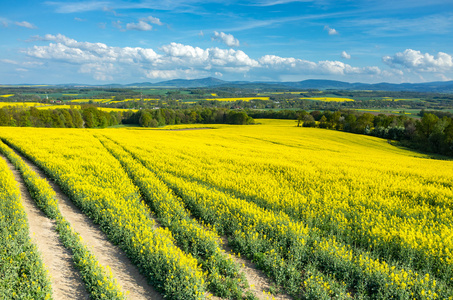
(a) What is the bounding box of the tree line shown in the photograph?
[124,108,254,126]
[0,106,122,128]
[293,109,453,156]
[0,106,254,128]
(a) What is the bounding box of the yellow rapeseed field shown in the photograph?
[205,97,270,102]
[35,105,81,110]
[1,120,452,299]
[0,102,49,108]
[300,97,355,102]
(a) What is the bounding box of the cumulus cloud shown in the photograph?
[27,34,160,66]
[143,16,163,26]
[15,21,37,29]
[341,51,351,59]
[212,31,240,47]
[126,20,152,31]
[25,34,258,80]
[160,42,258,70]
[26,34,396,82]
[124,16,163,31]
[79,63,116,81]
[383,49,453,72]
[259,54,381,76]
[324,25,338,35]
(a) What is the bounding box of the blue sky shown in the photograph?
[1,0,452,84]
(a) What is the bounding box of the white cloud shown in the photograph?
[251,0,314,6]
[0,59,19,65]
[259,54,381,75]
[143,16,163,26]
[15,21,37,29]
[46,1,110,13]
[25,34,408,82]
[144,69,206,79]
[74,17,86,22]
[160,42,258,69]
[124,16,164,31]
[25,34,258,81]
[212,31,240,47]
[27,34,161,65]
[383,49,453,72]
[1,59,43,68]
[324,25,338,35]
[112,20,123,30]
[79,63,115,81]
[126,20,152,31]
[341,51,351,59]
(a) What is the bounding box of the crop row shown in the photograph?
[96,135,254,299]
[110,127,453,285]
[145,147,453,284]
[103,130,452,299]
[0,129,206,299]
[0,145,52,299]
[103,137,355,298]
[0,139,125,299]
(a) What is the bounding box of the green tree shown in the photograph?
[83,111,96,128]
[70,109,84,128]
[416,113,439,140]
[139,111,153,127]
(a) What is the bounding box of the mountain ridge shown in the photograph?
[128,77,453,93]
[6,77,453,93]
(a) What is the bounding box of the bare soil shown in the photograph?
[221,237,293,300]
[1,154,89,300]
[8,148,163,300]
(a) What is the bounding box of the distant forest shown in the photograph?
[0,106,254,128]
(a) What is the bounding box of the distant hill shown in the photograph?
[258,79,453,93]
[141,78,453,93]
[9,78,453,93]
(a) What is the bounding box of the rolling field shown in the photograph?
[300,97,354,102]
[0,120,452,299]
[0,102,50,108]
[204,97,271,102]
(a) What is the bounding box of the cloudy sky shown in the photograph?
[1,0,452,84]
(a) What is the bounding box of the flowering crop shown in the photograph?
[0,139,125,299]
[96,135,253,299]
[0,128,206,299]
[1,120,453,299]
[0,146,52,300]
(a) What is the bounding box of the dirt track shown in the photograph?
[221,237,293,300]
[1,154,89,300]
[6,148,163,300]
